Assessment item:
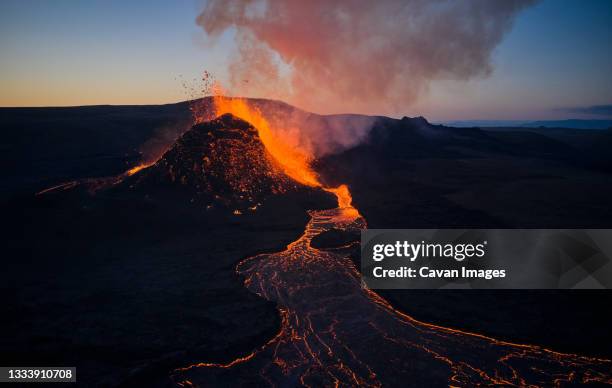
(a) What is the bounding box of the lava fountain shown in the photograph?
[209,94,356,214]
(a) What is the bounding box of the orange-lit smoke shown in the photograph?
[197,0,536,116]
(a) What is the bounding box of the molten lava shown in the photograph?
[125,163,153,176]
[211,96,319,186]
[324,184,358,217]
[173,204,612,386]
[210,95,355,211]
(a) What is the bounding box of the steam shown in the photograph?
[244,99,377,157]
[197,0,536,116]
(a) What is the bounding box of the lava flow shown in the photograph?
[171,98,612,386]
[125,163,153,176]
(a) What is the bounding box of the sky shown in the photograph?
[0,0,611,121]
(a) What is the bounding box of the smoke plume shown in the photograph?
[197,0,536,116]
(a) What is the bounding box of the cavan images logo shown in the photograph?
[361,229,612,289]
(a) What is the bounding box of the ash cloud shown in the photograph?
[197,0,537,116]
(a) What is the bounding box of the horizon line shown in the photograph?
[1,98,611,125]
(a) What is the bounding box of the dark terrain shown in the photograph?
[316,115,612,357]
[2,100,612,385]
[1,111,336,385]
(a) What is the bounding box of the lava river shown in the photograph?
[172,196,612,387]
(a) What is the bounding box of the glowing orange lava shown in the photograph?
[211,94,355,211]
[173,204,612,386]
[125,163,153,176]
[325,184,359,217]
[212,96,319,187]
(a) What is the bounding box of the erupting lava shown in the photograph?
[125,163,152,176]
[209,95,355,212]
[211,96,319,187]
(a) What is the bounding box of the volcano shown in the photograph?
[3,99,612,386]
[120,113,333,211]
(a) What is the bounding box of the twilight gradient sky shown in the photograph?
[1,0,611,120]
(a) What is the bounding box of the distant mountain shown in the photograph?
[318,113,612,227]
[439,119,612,130]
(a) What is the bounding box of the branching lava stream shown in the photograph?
[171,98,612,387]
[172,199,611,387]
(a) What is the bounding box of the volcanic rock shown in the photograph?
[123,113,334,211]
